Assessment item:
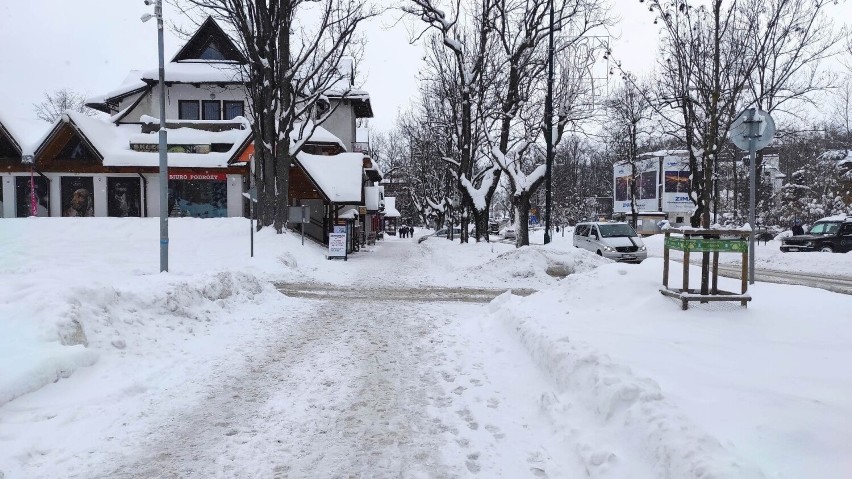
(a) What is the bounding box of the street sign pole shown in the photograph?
[243,186,258,257]
[747,109,758,285]
[302,205,308,246]
[731,107,775,286]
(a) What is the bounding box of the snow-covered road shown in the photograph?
[83,241,605,478]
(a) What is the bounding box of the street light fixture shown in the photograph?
[142,0,169,272]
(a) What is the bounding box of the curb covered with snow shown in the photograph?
[488,292,765,478]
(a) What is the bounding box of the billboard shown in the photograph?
[613,157,658,213]
[661,156,693,213]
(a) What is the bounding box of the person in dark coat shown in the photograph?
[791,220,804,236]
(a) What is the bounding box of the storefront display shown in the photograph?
[107,177,142,217]
[16,175,49,217]
[167,173,227,218]
[61,177,95,217]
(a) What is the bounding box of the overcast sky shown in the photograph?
[0,1,849,140]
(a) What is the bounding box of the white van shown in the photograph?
[573,222,647,263]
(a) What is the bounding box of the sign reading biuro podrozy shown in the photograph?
[328,232,347,260]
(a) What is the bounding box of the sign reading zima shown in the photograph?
[665,237,749,253]
[661,156,693,213]
[612,157,658,213]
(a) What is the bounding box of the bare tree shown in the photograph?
[404,0,496,243]
[744,0,842,212]
[175,0,377,231]
[604,78,653,229]
[33,89,97,123]
[485,0,610,247]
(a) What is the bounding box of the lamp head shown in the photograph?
[140,12,154,22]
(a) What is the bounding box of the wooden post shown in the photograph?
[683,240,690,294]
[663,231,670,288]
[712,251,719,294]
[741,238,748,306]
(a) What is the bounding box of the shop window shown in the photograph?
[179,100,200,120]
[168,178,227,218]
[61,177,95,217]
[223,101,244,120]
[15,176,49,217]
[107,177,142,217]
[202,100,221,120]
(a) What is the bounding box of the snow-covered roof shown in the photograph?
[291,124,346,149]
[139,62,243,84]
[86,76,148,106]
[0,108,54,157]
[384,197,401,218]
[296,152,364,203]
[338,208,359,219]
[63,111,250,168]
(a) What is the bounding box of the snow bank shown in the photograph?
[0,272,275,408]
[0,218,313,408]
[489,291,764,478]
[469,245,610,283]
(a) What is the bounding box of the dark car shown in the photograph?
[780,216,852,253]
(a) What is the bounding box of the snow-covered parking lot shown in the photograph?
[1,218,851,478]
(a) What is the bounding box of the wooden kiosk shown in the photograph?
[661,228,752,310]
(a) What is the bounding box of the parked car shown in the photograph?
[500,226,517,239]
[434,227,462,237]
[573,221,647,263]
[780,215,852,253]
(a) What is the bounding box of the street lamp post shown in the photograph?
[142,0,169,272]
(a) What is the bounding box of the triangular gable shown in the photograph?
[34,120,103,169]
[0,122,22,159]
[171,17,247,64]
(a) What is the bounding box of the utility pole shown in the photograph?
[543,0,555,244]
[142,0,169,272]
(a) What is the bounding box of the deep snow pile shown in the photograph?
[0,218,314,407]
[489,260,852,478]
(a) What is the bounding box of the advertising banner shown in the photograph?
[613,157,659,213]
[107,177,142,217]
[661,156,693,213]
[61,177,95,217]
[16,176,49,217]
[328,232,347,259]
